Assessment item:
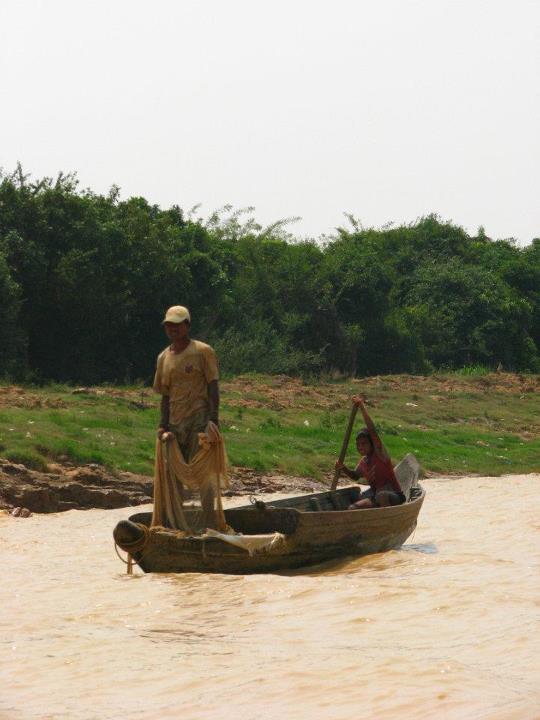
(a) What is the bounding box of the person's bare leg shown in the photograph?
[375,491,398,507]
[348,498,374,510]
[201,483,217,530]
[375,492,390,507]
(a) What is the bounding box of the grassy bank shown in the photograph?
[0,373,539,478]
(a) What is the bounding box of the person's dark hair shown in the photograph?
[356,428,373,449]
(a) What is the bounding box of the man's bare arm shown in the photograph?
[208,380,220,425]
[335,459,361,481]
[353,396,376,433]
[159,395,170,432]
[352,395,389,459]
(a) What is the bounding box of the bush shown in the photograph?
[212,319,324,377]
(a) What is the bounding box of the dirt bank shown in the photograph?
[0,458,327,516]
[1,372,538,414]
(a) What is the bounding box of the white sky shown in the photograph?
[1,0,539,243]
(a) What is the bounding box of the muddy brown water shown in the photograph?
[2,475,539,720]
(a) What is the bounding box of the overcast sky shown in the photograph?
[1,0,539,243]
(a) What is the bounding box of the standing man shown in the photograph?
[153,305,220,461]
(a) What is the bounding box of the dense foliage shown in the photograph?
[1,166,539,382]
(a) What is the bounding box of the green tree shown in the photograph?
[0,251,25,377]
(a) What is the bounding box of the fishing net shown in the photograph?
[151,421,229,533]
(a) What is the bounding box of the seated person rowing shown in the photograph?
[335,396,406,509]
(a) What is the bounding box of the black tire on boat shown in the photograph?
[113,519,145,548]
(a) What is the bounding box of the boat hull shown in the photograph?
[114,485,425,574]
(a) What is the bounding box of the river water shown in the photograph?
[2,475,539,720]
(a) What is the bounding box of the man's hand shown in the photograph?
[352,395,366,408]
[335,459,345,471]
[157,427,173,442]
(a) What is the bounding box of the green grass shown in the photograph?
[0,390,157,475]
[0,373,539,478]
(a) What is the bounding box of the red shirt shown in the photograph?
[356,453,402,494]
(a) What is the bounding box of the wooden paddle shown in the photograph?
[330,402,358,490]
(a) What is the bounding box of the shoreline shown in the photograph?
[0,457,328,516]
[2,456,538,517]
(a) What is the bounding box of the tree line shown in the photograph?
[1,165,539,383]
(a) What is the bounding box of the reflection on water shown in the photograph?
[1,475,539,720]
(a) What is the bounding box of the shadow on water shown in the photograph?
[401,542,438,554]
[275,555,360,577]
[159,542,439,580]
[132,541,439,582]
[274,542,439,577]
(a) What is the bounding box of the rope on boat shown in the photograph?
[114,523,150,575]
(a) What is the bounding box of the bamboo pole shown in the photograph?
[330,403,358,490]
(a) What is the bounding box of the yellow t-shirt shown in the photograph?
[153,340,219,424]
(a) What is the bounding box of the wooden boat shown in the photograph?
[113,454,425,574]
